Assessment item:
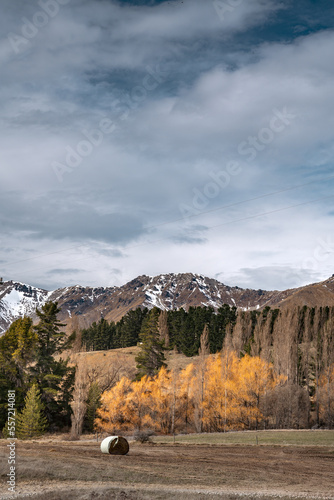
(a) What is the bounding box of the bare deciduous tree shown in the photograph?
[158,310,170,349]
[70,356,89,439]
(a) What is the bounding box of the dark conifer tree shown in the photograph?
[119,308,148,347]
[30,301,75,430]
[85,382,101,432]
[16,383,47,439]
[0,317,37,429]
[135,307,166,379]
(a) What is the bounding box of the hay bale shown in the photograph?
[100,436,129,455]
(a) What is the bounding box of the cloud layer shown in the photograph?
[1,0,334,290]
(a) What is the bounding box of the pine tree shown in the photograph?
[30,301,75,430]
[95,318,111,350]
[135,307,166,379]
[0,317,37,430]
[119,308,148,348]
[16,384,47,439]
[177,310,197,356]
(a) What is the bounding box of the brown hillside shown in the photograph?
[277,276,334,309]
[2,273,334,335]
[66,346,198,389]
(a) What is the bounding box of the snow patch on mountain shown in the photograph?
[0,282,49,335]
[140,273,225,311]
[2,272,333,337]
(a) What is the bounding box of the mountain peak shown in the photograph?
[0,281,49,334]
[1,273,334,336]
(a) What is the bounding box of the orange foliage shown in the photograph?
[95,351,285,434]
[95,376,132,433]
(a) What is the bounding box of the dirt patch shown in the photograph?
[0,440,333,499]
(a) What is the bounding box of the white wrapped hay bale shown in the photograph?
[100,436,129,455]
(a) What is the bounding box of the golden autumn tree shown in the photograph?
[95,376,132,433]
[192,325,210,432]
[149,366,174,434]
[148,366,196,434]
[96,351,286,434]
[201,351,285,431]
[123,376,153,431]
[178,363,196,433]
[201,354,225,432]
[201,351,240,432]
[228,354,286,429]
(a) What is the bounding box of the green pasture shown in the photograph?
[153,429,334,446]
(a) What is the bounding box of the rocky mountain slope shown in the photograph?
[1,273,334,335]
[0,281,50,335]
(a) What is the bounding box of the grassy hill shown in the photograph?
[68,345,198,388]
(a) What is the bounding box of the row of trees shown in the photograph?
[229,305,334,427]
[0,302,115,439]
[96,352,334,434]
[81,305,237,356]
[81,308,149,351]
[95,351,291,434]
[1,301,334,438]
[82,304,334,430]
[95,304,334,432]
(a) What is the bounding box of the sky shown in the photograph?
[1,0,334,292]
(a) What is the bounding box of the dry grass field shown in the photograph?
[1,431,334,500]
[69,345,195,373]
[154,429,334,446]
[65,346,200,392]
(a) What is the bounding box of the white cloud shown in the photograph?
[1,0,334,290]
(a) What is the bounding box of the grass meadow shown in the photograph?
[153,429,334,446]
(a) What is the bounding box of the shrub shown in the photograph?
[133,429,155,443]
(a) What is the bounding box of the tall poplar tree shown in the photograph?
[158,310,170,348]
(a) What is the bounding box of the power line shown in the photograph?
[4,245,86,267]
[15,192,334,279]
[144,174,334,230]
[4,173,334,269]
[208,194,334,230]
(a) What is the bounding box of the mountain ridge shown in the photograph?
[1,272,334,335]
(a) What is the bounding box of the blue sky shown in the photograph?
[1,0,334,291]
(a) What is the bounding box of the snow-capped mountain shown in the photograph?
[1,273,334,335]
[0,281,50,334]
